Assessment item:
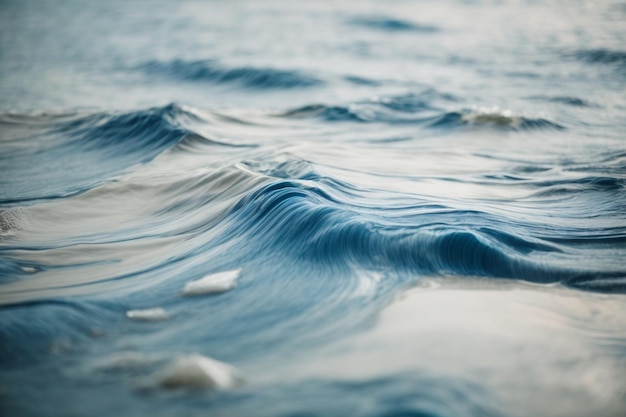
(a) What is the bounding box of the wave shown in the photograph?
[224,179,622,291]
[452,109,565,130]
[530,176,625,197]
[140,59,323,89]
[343,75,382,86]
[572,48,626,67]
[1,95,564,208]
[0,104,204,204]
[547,96,593,107]
[529,95,595,108]
[349,16,439,33]
[278,91,451,122]
[280,95,564,131]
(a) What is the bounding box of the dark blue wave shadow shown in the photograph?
[140,59,323,89]
[279,92,564,131]
[0,299,121,367]
[0,104,191,205]
[548,96,591,107]
[350,16,439,33]
[572,49,626,67]
[224,179,621,290]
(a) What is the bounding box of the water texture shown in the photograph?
[1,1,625,416]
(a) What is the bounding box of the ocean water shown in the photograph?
[1,0,626,416]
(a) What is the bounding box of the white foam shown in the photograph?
[157,353,243,390]
[183,269,241,296]
[461,107,521,127]
[126,307,169,321]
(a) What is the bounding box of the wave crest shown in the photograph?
[573,49,626,67]
[225,180,600,286]
[0,104,193,204]
[349,16,439,33]
[280,96,564,131]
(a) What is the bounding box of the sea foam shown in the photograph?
[183,269,241,296]
[126,307,169,321]
[156,353,243,390]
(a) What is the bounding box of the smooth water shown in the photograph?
[1,1,625,416]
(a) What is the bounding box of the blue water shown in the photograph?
[1,1,626,416]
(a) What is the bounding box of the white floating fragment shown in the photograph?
[126,307,169,322]
[183,269,241,296]
[20,266,37,273]
[157,353,244,390]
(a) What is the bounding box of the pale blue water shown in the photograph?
[1,1,626,416]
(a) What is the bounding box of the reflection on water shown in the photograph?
[290,278,626,417]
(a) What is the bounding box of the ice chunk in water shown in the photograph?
[157,353,243,390]
[126,307,169,321]
[183,269,241,296]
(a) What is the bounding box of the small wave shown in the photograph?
[548,97,592,107]
[349,16,439,33]
[566,275,626,293]
[280,104,368,122]
[453,108,565,131]
[172,133,258,153]
[343,75,381,86]
[531,176,625,197]
[279,91,451,122]
[140,59,322,89]
[529,95,595,108]
[52,104,189,157]
[375,91,456,112]
[280,97,563,131]
[572,48,626,67]
[0,111,83,143]
[0,104,194,204]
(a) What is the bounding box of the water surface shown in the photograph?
[1,1,625,416]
